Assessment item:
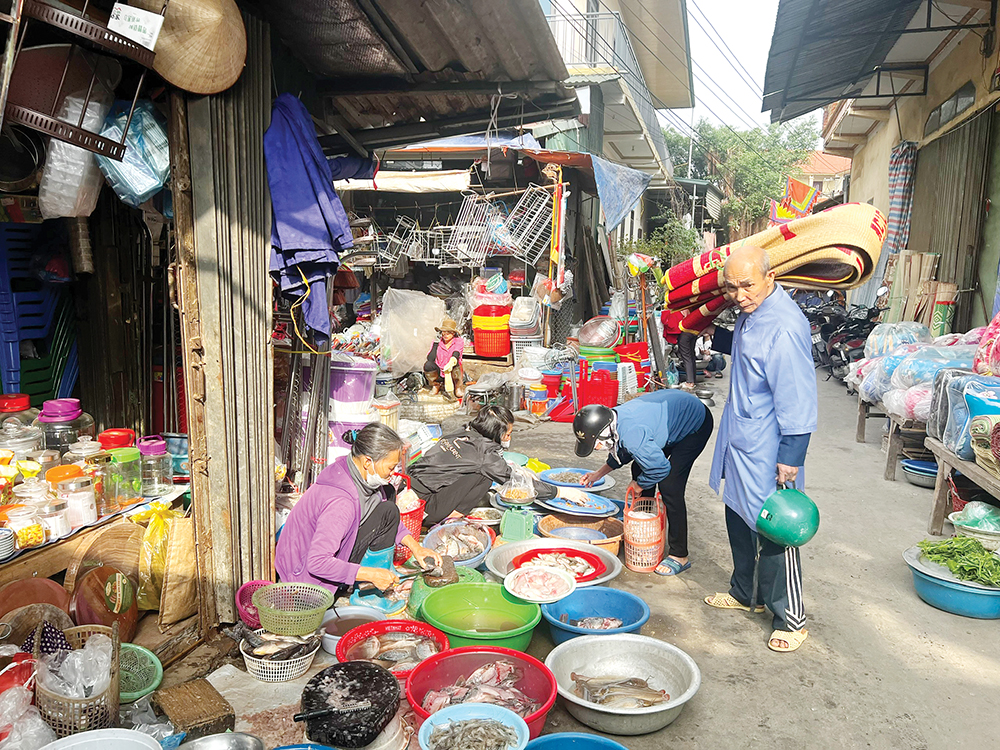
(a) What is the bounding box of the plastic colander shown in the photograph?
[119,644,163,703]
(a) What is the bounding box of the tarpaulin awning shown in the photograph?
[334,169,471,193]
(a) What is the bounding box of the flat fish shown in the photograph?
[507,568,572,599]
[427,718,519,750]
[432,525,486,561]
[522,552,595,577]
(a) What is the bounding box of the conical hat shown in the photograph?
[133,0,247,95]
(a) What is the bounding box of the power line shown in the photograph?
[687,0,765,98]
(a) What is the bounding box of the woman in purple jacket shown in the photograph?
[275,423,441,594]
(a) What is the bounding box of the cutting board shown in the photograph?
[64,522,143,594]
[0,578,70,620]
[70,565,139,641]
[0,603,74,648]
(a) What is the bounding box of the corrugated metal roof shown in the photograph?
[248,0,576,154]
[762,0,923,122]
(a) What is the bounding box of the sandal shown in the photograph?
[768,628,808,652]
[704,593,765,613]
[655,558,691,576]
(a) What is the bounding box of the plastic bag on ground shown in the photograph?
[951,500,1000,531]
[497,464,536,503]
[130,501,185,610]
[864,322,932,359]
[889,345,977,389]
[379,288,446,375]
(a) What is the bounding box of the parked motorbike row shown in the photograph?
[795,288,887,387]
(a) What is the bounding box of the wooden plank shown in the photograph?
[856,398,867,443]
[0,534,88,588]
[885,419,902,481]
[132,612,202,668]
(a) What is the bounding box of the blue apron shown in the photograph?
[709,285,817,528]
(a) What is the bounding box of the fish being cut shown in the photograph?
[344,631,442,673]
[421,659,540,718]
[570,672,668,708]
[427,718,519,750]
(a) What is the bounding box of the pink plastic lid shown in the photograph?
[37,398,83,423]
[137,435,167,456]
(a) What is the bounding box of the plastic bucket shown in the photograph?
[418,704,529,750]
[328,416,377,461]
[420,583,539,651]
[405,645,557,739]
[330,357,378,412]
[321,605,386,655]
[540,587,650,644]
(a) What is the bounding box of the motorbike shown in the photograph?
[827,305,882,384]
[802,300,847,367]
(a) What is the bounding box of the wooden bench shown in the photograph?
[924,436,1000,535]
[857,397,926,480]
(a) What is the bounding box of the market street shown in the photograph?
[510,372,998,750]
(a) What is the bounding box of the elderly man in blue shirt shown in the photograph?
[575,390,714,576]
[705,245,817,653]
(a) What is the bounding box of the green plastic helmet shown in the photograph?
[756,487,819,547]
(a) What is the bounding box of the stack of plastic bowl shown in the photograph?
[328,354,379,462]
[472,305,513,357]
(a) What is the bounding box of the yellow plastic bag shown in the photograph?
[130,502,185,610]
[525,458,550,473]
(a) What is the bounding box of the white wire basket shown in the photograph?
[406,228,440,265]
[617,361,639,401]
[442,194,494,267]
[376,215,417,269]
[512,336,544,364]
[240,629,321,682]
[503,184,553,264]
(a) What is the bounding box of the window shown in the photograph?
[924,80,976,136]
[812,180,823,192]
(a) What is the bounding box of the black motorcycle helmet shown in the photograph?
[573,404,615,457]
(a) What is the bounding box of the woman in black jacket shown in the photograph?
[410,405,587,525]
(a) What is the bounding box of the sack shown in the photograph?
[927,368,974,440]
[157,517,198,632]
[130,502,185,610]
[497,464,536,503]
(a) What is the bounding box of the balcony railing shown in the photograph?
[546,8,669,169]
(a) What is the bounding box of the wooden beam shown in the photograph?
[824,146,857,157]
[848,107,890,121]
[834,134,869,146]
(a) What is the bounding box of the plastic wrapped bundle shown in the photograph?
[943,375,1000,457]
[959,327,987,346]
[927,368,974,440]
[957,380,1000,460]
[96,100,170,208]
[905,384,933,423]
[859,354,906,404]
[951,500,1000,531]
[933,333,964,347]
[974,311,1000,375]
[889,345,977,389]
[864,322,932,359]
[846,357,877,391]
[882,388,909,421]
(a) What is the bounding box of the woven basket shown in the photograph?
[252,583,335,636]
[35,623,120,737]
[537,515,623,556]
[240,629,320,682]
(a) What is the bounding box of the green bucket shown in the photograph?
[756,487,820,547]
[420,583,540,652]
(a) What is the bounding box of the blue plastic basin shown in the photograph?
[540,586,650,644]
[526,733,629,749]
[418,704,529,750]
[909,567,1000,619]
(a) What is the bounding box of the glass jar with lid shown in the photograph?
[0,393,40,426]
[12,477,51,506]
[27,449,61,476]
[37,498,71,539]
[58,476,97,528]
[5,507,48,548]
[138,435,173,497]
[108,447,142,507]
[85,453,116,516]
[32,398,97,455]
[63,436,109,466]
[46,464,83,491]
[0,422,44,463]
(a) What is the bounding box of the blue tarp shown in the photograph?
[591,155,652,232]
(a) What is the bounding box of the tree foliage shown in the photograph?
[662,118,819,238]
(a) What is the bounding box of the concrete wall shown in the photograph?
[845,116,900,214]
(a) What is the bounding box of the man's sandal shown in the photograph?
[703,593,765,613]
[768,629,808,652]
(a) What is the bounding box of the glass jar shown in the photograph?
[33,399,97,455]
[85,453,116,516]
[46,464,83,491]
[37,498,71,539]
[0,393,40,426]
[0,422,44,463]
[5,507,48,548]
[138,435,173,497]
[27,449,61,476]
[63,435,109,466]
[97,428,136,451]
[58,476,97,528]
[108,447,142,507]
[12,477,50,506]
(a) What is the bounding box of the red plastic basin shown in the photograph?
[405,645,557,739]
[335,619,449,683]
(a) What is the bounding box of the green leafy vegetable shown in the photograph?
[918,537,1000,588]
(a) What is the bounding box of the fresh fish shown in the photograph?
[571,672,668,707]
[432,525,486,561]
[421,659,539,718]
[343,631,441,673]
[522,552,595,577]
[423,555,458,588]
[427,718,519,750]
[568,616,623,630]
[507,568,572,600]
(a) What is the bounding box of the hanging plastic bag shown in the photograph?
[96,100,170,208]
[129,501,185,610]
[864,322,932,359]
[379,288,446,375]
[608,290,627,321]
[497,464,536,503]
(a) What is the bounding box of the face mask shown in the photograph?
[501,438,511,449]
[363,461,391,489]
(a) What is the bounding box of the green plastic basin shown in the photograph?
[420,582,540,651]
